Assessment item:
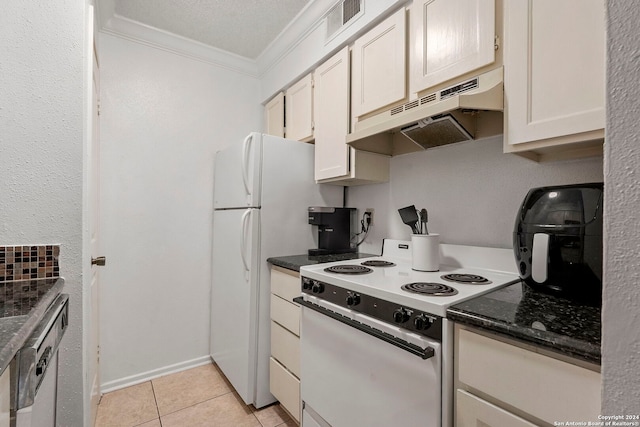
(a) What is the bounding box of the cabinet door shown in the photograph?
[457,328,601,424]
[352,7,406,118]
[314,46,350,181]
[410,0,496,95]
[456,389,537,427]
[270,357,301,422]
[264,92,284,137]
[504,0,605,146]
[285,73,314,142]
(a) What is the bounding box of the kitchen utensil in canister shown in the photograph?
[419,208,429,234]
[398,205,420,234]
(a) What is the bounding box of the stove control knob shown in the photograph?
[346,293,361,306]
[392,308,410,324]
[302,278,313,291]
[414,314,432,331]
[311,282,324,294]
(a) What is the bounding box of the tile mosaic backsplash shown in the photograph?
[0,245,60,282]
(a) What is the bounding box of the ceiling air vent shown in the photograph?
[326,0,363,41]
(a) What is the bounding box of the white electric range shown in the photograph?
[297,239,520,427]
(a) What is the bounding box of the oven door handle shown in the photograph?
[295,297,435,360]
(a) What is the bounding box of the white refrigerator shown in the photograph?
[210,132,343,408]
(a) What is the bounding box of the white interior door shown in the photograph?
[89,40,101,426]
[210,208,260,405]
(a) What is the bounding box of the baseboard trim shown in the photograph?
[100,355,213,394]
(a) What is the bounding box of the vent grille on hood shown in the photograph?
[391,93,438,116]
[346,68,504,156]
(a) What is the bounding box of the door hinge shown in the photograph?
[494,35,500,51]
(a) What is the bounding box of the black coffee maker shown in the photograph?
[308,207,356,256]
[513,183,603,305]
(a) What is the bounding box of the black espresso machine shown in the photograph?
[513,183,604,305]
[308,207,356,256]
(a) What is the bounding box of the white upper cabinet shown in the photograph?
[410,0,496,96]
[352,7,406,119]
[264,92,285,138]
[285,73,314,142]
[314,47,350,181]
[314,46,390,185]
[503,0,605,158]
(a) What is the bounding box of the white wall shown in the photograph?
[0,2,87,426]
[347,136,604,254]
[602,0,640,412]
[98,33,262,389]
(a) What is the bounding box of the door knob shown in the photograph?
[91,256,106,266]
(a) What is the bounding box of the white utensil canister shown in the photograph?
[411,234,440,271]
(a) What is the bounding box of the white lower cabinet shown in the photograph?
[457,389,536,427]
[271,322,300,378]
[269,358,301,423]
[455,326,601,426]
[269,266,301,422]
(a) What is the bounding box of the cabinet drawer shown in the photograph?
[271,321,300,378]
[456,389,536,427]
[270,267,301,302]
[270,294,300,336]
[457,329,601,424]
[270,357,300,422]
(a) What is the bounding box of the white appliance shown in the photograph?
[297,239,519,427]
[13,294,69,427]
[210,132,343,408]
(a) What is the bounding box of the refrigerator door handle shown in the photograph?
[240,209,251,272]
[241,134,252,200]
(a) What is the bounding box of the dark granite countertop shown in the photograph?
[267,252,377,272]
[0,278,64,375]
[447,281,601,365]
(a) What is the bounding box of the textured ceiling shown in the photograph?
[113,0,311,59]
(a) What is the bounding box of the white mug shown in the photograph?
[411,234,440,271]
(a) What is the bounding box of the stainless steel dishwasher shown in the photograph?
[11,294,69,427]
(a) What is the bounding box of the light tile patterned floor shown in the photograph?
[96,363,297,427]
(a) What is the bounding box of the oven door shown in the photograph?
[299,297,441,427]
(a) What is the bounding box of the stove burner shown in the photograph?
[401,282,459,296]
[441,273,491,285]
[324,265,373,275]
[361,260,396,267]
